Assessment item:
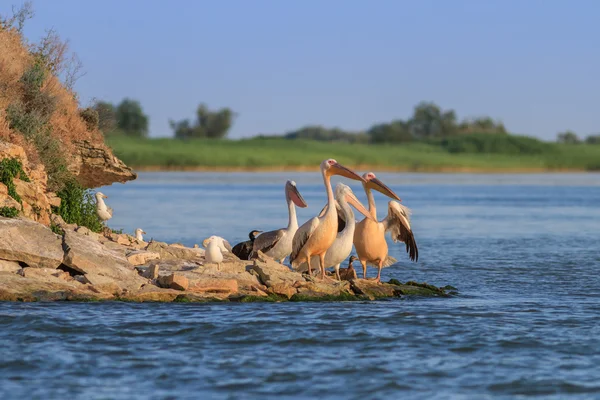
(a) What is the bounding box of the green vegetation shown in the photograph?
[107,134,600,171]
[0,158,30,204]
[0,207,19,218]
[53,181,104,233]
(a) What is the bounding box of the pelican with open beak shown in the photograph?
[353,172,418,282]
[250,180,308,263]
[290,159,375,280]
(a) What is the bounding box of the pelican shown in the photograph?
[250,180,308,263]
[290,159,371,280]
[135,228,146,242]
[353,172,418,282]
[295,183,372,280]
[203,235,232,270]
[95,192,112,222]
[232,230,263,260]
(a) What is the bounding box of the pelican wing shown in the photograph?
[290,217,320,263]
[250,229,285,257]
[367,255,397,268]
[383,201,418,262]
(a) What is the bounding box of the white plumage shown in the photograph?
[135,228,146,242]
[203,235,232,270]
[95,192,113,222]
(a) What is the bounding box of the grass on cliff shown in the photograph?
[107,134,600,171]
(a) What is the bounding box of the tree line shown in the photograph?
[94,99,600,145]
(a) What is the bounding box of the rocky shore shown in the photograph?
[0,216,456,303]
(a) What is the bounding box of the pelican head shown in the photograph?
[334,183,374,221]
[362,172,401,202]
[285,180,308,208]
[249,230,263,240]
[321,159,366,183]
[135,228,147,235]
[95,192,108,200]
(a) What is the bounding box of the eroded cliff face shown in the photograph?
[70,140,136,188]
[0,141,134,226]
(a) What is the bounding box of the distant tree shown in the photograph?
[409,102,457,138]
[171,103,235,139]
[115,99,148,137]
[458,117,507,134]
[284,125,366,143]
[93,101,117,133]
[585,134,600,144]
[556,131,580,144]
[367,120,412,143]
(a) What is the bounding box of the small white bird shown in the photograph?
[202,235,232,270]
[95,192,113,222]
[135,228,147,242]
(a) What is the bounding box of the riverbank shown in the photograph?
[107,136,600,173]
[0,217,454,303]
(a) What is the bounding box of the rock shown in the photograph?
[126,250,160,266]
[0,184,21,210]
[267,282,297,299]
[147,259,201,272]
[188,278,238,294]
[157,273,189,291]
[70,140,137,188]
[14,178,51,225]
[251,253,304,288]
[75,226,106,242]
[62,230,147,291]
[350,279,403,300]
[0,271,110,302]
[146,241,204,261]
[0,259,22,273]
[296,280,353,298]
[47,192,61,208]
[143,264,160,279]
[50,214,76,231]
[0,218,64,268]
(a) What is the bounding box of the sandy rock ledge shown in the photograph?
[0,217,457,303]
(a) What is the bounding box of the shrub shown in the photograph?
[54,180,104,233]
[435,133,554,155]
[0,157,30,204]
[79,107,99,131]
[0,206,19,218]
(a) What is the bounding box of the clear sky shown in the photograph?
[4,0,599,139]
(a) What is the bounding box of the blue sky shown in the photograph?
[4,0,599,139]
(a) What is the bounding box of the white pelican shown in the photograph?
[95,192,112,222]
[295,183,372,280]
[250,180,308,263]
[203,235,232,270]
[232,230,263,260]
[135,228,146,242]
[290,159,372,280]
[353,172,418,282]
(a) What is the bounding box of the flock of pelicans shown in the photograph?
[93,159,418,283]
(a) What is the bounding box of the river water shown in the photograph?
[1,172,599,399]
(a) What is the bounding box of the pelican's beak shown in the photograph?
[288,184,308,208]
[368,177,401,202]
[202,238,210,248]
[103,194,108,199]
[345,191,376,222]
[142,231,147,234]
[330,162,366,183]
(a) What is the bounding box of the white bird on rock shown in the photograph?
[95,192,113,222]
[135,228,147,242]
[202,235,232,270]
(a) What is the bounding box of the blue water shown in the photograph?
[1,172,599,399]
